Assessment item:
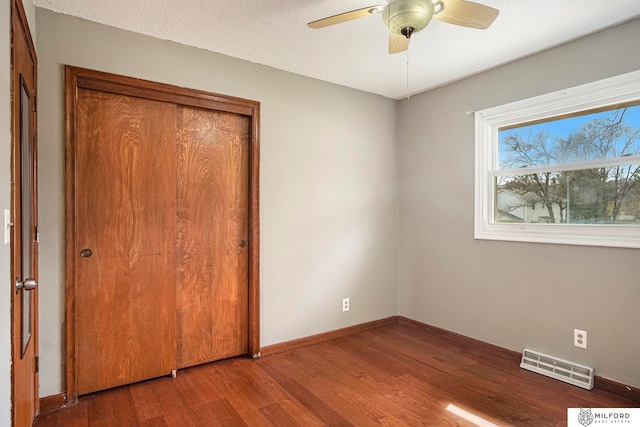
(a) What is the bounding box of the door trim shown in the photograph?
[64,66,260,404]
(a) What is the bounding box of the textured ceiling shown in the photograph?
[33,0,640,99]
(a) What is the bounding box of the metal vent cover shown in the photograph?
[520,348,594,390]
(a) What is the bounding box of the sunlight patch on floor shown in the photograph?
[446,403,501,427]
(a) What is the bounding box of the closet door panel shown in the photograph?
[176,105,249,368]
[75,89,178,395]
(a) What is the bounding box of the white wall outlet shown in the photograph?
[574,329,587,349]
[342,298,349,312]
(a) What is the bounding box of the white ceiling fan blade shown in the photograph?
[308,5,385,29]
[434,0,499,29]
[389,33,410,54]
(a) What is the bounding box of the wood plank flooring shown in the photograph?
[35,322,637,426]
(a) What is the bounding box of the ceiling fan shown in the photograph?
[308,0,499,54]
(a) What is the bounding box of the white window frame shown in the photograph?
[475,70,640,249]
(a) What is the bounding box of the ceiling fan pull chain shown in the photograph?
[406,48,410,100]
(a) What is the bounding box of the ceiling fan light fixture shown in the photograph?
[382,0,435,37]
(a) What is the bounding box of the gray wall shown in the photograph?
[2,0,36,423]
[398,18,640,388]
[36,9,399,396]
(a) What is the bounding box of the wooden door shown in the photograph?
[74,89,178,395]
[176,106,249,368]
[66,67,260,400]
[11,0,39,425]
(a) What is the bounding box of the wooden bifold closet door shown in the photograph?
[66,67,259,399]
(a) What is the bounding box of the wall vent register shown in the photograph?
[520,348,594,390]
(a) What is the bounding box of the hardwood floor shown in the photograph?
[35,322,637,426]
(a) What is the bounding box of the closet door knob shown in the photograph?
[80,248,93,258]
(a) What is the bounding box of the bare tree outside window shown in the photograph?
[496,106,640,224]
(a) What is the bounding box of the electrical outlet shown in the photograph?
[342,298,349,312]
[574,329,587,349]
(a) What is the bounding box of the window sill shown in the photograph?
[475,222,640,249]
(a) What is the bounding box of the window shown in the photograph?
[475,70,640,248]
